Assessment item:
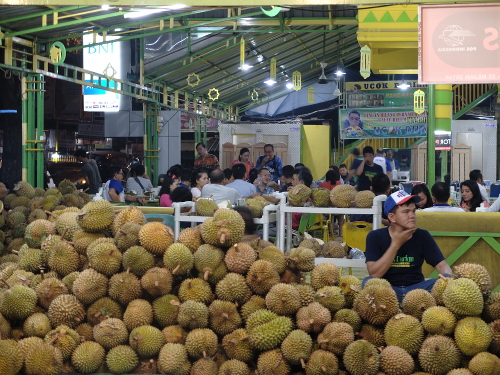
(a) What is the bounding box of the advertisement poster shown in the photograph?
[340,109,428,139]
[419,4,500,84]
[345,81,427,108]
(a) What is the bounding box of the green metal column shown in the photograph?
[144,104,159,184]
[21,73,28,183]
[27,74,36,186]
[36,74,45,188]
[427,85,436,187]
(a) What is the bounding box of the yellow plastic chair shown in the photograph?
[340,221,372,276]
[297,213,333,243]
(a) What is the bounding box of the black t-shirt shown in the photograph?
[351,159,383,191]
[365,227,445,286]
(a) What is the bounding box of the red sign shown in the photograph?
[419,4,500,84]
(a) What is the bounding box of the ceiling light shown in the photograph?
[240,64,252,71]
[264,79,276,86]
[397,81,410,90]
[334,67,346,76]
[286,82,293,89]
[124,6,185,19]
[333,88,341,96]
[101,4,110,10]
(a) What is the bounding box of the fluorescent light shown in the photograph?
[286,82,293,89]
[334,68,346,76]
[397,81,410,90]
[124,5,186,19]
[101,4,110,10]
[168,4,187,9]
[240,64,252,71]
[435,130,451,135]
[264,79,276,86]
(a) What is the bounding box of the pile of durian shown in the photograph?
[195,196,271,218]
[0,180,499,375]
[288,184,376,209]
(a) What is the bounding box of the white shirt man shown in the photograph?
[201,169,242,205]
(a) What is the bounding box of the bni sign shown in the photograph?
[83,34,121,112]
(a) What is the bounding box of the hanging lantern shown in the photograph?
[292,71,302,91]
[307,87,314,103]
[413,89,425,114]
[270,58,277,81]
[208,88,220,101]
[240,37,245,69]
[360,45,371,79]
[251,89,259,101]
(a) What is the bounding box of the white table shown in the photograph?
[172,201,280,242]
[277,194,387,252]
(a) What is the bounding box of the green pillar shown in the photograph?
[36,74,45,188]
[21,73,28,183]
[427,85,436,187]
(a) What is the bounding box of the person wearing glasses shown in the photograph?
[102,166,147,205]
[342,110,366,137]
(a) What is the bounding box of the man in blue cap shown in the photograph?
[364,190,452,302]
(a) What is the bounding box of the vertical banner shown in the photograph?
[419,4,500,84]
[83,34,121,112]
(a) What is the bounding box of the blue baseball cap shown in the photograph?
[384,190,421,215]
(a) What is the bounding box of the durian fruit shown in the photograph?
[77,200,114,232]
[431,276,453,305]
[305,349,339,375]
[112,206,146,235]
[141,267,173,297]
[72,269,108,305]
[157,343,190,374]
[216,272,252,304]
[343,339,379,375]
[86,297,123,326]
[244,198,264,218]
[240,295,266,323]
[35,277,68,309]
[71,341,105,373]
[294,283,315,307]
[14,181,36,199]
[25,342,63,375]
[93,318,129,349]
[47,239,80,277]
[246,309,293,351]
[208,300,242,335]
[72,231,105,255]
[75,323,93,342]
[315,286,345,313]
[286,247,316,272]
[178,278,214,304]
[194,244,227,283]
[258,246,287,274]
[379,346,415,375]
[287,184,311,207]
[0,339,23,375]
[218,359,250,375]
[86,240,122,276]
[55,212,81,240]
[281,329,313,367]
[454,316,492,356]
[196,197,219,216]
[162,325,188,344]
[139,221,174,256]
[442,277,484,316]
[333,308,362,333]
[123,299,153,331]
[106,345,140,374]
[58,179,78,195]
[453,262,492,297]
[246,260,281,295]
[164,243,194,276]
[122,245,154,276]
[23,312,51,338]
[317,321,354,356]
[225,243,257,274]
[355,190,376,208]
[47,294,86,328]
[108,270,142,305]
[384,313,424,356]
[484,292,500,322]
[129,325,165,358]
[7,211,26,228]
[402,289,436,320]
[256,349,290,375]
[185,328,219,358]
[201,209,245,247]
[296,302,331,334]
[311,188,331,207]
[191,356,218,375]
[265,283,301,316]
[421,306,457,336]
[44,325,80,361]
[177,300,209,330]
[18,336,44,358]
[152,294,180,328]
[25,219,57,248]
[418,335,461,375]
[28,208,47,223]
[357,323,386,347]
[353,284,399,326]
[222,328,253,362]
[114,222,142,251]
[468,352,500,374]
[337,275,361,308]
[330,184,356,208]
[17,245,42,272]
[178,227,203,253]
[0,283,38,320]
[310,262,340,290]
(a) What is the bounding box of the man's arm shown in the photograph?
[435,260,453,276]
[107,188,122,203]
[356,159,366,176]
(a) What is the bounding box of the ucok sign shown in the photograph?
[419,4,500,84]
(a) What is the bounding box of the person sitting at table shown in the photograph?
[423,182,464,212]
[159,175,180,207]
[279,165,295,193]
[170,186,193,218]
[460,179,489,212]
[191,168,209,199]
[102,166,147,205]
[178,168,193,190]
[319,170,342,191]
[126,164,154,196]
[201,169,241,205]
[411,184,433,210]
[226,163,257,198]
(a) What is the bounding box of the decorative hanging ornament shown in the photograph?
[103,63,117,80]
[413,89,426,114]
[187,73,200,87]
[307,87,314,103]
[240,37,245,68]
[260,6,281,17]
[360,45,371,79]
[49,42,66,66]
[270,58,277,81]
[292,71,302,91]
[208,88,220,101]
[251,89,259,101]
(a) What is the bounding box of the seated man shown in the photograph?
[226,163,257,198]
[423,182,464,212]
[364,190,452,302]
[201,169,241,205]
[350,173,391,226]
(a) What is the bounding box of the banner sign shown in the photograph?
[340,109,428,139]
[346,81,427,109]
[419,4,500,84]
